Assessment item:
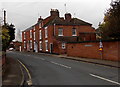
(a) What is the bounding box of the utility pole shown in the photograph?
[3,10,6,25]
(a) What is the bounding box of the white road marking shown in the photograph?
[50,61,71,69]
[90,73,120,85]
[40,58,45,60]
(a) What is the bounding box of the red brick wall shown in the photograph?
[67,41,119,61]
[118,41,120,60]
[55,25,95,37]
[22,24,96,54]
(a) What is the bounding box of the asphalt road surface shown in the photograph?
[7,51,119,85]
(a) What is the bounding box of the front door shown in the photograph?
[34,42,38,52]
[50,43,53,53]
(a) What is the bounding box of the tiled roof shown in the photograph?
[44,17,92,27]
[23,21,41,32]
[23,15,92,31]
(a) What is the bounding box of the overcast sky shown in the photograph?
[0,0,112,41]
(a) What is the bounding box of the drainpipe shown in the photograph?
[53,23,56,36]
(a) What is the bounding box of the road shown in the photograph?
[7,51,119,85]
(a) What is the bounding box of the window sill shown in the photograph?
[46,50,48,52]
[58,35,63,36]
[72,35,77,36]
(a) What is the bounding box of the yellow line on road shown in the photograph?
[17,59,32,85]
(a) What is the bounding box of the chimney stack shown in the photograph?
[38,16,43,22]
[65,13,72,22]
[50,9,59,17]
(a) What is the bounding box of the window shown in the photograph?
[45,27,48,38]
[30,40,32,49]
[24,41,26,48]
[72,28,77,36]
[39,30,42,39]
[39,23,41,28]
[45,40,48,51]
[34,41,36,51]
[33,26,35,31]
[33,32,35,40]
[24,32,26,39]
[30,30,32,38]
[41,22,43,27]
[39,41,42,51]
[58,28,63,36]
[62,43,66,49]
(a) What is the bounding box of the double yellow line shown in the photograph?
[17,59,32,85]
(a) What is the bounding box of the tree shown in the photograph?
[1,23,15,51]
[1,25,10,51]
[98,0,120,39]
[7,23,15,42]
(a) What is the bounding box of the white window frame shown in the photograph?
[58,28,63,36]
[30,30,32,38]
[72,28,77,36]
[45,40,48,51]
[30,40,32,49]
[33,32,35,40]
[24,32,26,39]
[45,27,48,38]
[39,41,42,51]
[39,30,42,39]
[62,43,66,49]
[24,41,26,48]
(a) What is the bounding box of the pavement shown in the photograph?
[38,52,120,68]
[2,57,24,86]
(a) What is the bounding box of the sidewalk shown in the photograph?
[38,53,120,68]
[2,57,24,85]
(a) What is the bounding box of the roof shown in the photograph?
[23,21,42,32]
[44,17,92,27]
[23,14,92,32]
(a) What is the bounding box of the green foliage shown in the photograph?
[2,25,10,51]
[6,24,15,42]
[1,24,15,51]
[98,0,120,39]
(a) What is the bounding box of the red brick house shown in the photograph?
[9,41,22,51]
[22,9,96,54]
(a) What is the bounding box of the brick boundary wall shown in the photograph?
[67,40,120,61]
[1,51,6,76]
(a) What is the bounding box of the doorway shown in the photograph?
[50,43,53,54]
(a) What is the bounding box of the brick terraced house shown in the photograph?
[22,9,96,54]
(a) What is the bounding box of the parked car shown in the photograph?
[9,48,14,51]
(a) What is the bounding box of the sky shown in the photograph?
[0,0,112,41]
